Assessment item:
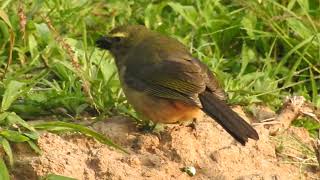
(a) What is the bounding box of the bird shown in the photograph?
[96,25,259,145]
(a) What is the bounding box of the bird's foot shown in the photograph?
[137,121,156,132]
[167,119,198,135]
[137,121,164,134]
[186,118,198,131]
[185,119,199,137]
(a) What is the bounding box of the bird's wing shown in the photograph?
[124,58,207,106]
[192,58,227,101]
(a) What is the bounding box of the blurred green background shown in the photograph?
[0,0,319,177]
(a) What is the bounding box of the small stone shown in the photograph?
[181,166,196,176]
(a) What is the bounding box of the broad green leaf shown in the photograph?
[34,121,128,154]
[27,140,42,155]
[28,34,39,62]
[7,112,36,132]
[144,2,167,28]
[287,0,296,10]
[0,21,9,43]
[75,104,88,115]
[0,130,30,142]
[167,2,197,27]
[297,0,309,10]
[1,80,26,112]
[54,60,77,74]
[0,137,13,166]
[35,23,51,42]
[0,157,10,180]
[0,112,9,124]
[100,60,116,83]
[0,9,12,29]
[241,14,257,39]
[1,0,14,9]
[43,174,77,180]
[287,18,312,39]
[23,131,39,140]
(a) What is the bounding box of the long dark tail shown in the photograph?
[199,91,259,145]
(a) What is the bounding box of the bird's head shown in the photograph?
[96,25,150,57]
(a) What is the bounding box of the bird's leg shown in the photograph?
[137,120,155,132]
[186,118,198,131]
[168,118,198,133]
[136,121,165,140]
[137,120,164,134]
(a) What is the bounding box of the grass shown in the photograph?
[0,0,319,178]
[273,134,319,179]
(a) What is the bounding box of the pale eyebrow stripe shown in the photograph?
[110,32,128,38]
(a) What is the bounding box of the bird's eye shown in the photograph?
[113,37,122,43]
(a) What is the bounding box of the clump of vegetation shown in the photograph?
[0,0,319,178]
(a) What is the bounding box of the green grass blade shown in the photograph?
[42,174,77,180]
[284,38,313,86]
[0,157,10,180]
[34,121,128,154]
[1,80,26,112]
[274,35,315,76]
[7,112,36,132]
[0,130,30,142]
[0,112,9,124]
[0,9,12,29]
[167,2,197,28]
[27,140,42,155]
[309,69,318,104]
[0,137,13,166]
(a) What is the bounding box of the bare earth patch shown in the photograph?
[10,106,320,180]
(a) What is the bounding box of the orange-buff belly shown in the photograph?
[123,87,202,123]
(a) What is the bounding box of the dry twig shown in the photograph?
[269,96,306,135]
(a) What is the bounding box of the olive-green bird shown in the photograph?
[96,25,259,145]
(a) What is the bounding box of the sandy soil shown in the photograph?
[7,97,320,180]
[9,107,320,180]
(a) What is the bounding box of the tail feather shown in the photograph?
[199,91,259,145]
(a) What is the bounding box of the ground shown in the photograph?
[9,103,320,180]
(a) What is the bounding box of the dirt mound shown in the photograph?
[10,111,319,180]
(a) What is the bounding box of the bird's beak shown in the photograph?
[96,36,112,50]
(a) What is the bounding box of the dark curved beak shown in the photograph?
[96,36,112,50]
